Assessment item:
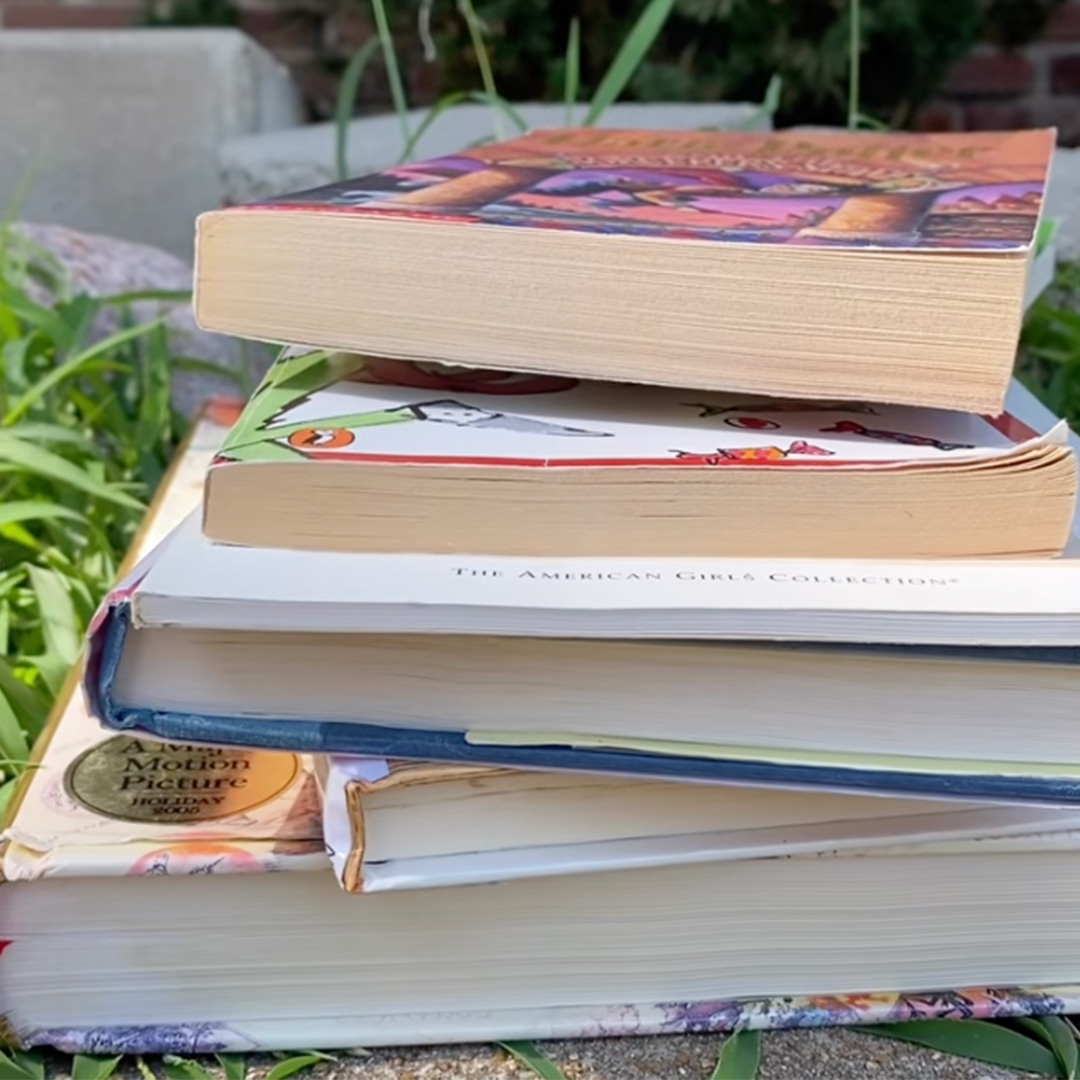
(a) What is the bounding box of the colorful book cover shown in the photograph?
[255,128,1055,251]
[212,350,1066,469]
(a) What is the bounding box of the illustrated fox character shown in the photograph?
[671,440,833,464]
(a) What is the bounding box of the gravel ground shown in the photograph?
[65,1030,1040,1079]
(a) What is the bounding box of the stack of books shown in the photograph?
[7,126,1080,1056]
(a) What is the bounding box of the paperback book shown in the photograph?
[201,351,1077,558]
[195,127,1056,413]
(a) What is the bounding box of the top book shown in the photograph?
[194,127,1056,414]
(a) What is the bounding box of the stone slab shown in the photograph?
[220,101,771,203]
[0,30,302,258]
[1046,145,1080,260]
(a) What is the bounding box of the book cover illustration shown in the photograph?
[2,680,325,881]
[19,984,1080,1055]
[257,128,1055,251]
[214,351,1065,469]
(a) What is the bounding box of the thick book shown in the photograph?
[194,127,1056,414]
[200,351,1078,559]
[320,756,1080,892]
[11,690,1080,1055]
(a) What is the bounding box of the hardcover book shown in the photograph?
[200,351,1077,558]
[320,756,1080,893]
[14,409,1080,1053]
[12,686,1080,1054]
[194,127,1056,413]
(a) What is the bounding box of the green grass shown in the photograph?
[0,226,194,811]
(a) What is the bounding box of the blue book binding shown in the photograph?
[86,601,1080,807]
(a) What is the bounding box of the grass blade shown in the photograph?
[563,17,580,125]
[161,1057,216,1080]
[854,1020,1062,1075]
[0,680,32,763]
[0,654,50,736]
[467,91,530,133]
[0,431,145,510]
[847,0,861,130]
[0,1048,45,1079]
[4,317,165,426]
[457,0,503,139]
[711,1030,762,1079]
[334,37,381,180]
[584,0,677,126]
[0,500,88,530]
[499,1041,568,1079]
[265,1055,328,1080]
[369,0,411,147]
[72,1055,124,1080]
[26,565,81,696]
[215,1054,248,1080]
[398,92,468,164]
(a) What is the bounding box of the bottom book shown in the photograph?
[7,671,1080,1053]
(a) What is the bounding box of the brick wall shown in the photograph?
[6,0,1080,141]
[916,1,1080,143]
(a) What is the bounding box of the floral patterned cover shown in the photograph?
[18,984,1080,1054]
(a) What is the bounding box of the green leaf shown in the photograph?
[0,653,51,736]
[5,316,166,426]
[161,1056,216,1080]
[399,93,469,165]
[710,1030,762,1079]
[26,564,81,696]
[72,1054,124,1080]
[499,1041,568,1079]
[854,1020,1063,1075]
[335,38,381,180]
[1019,1016,1079,1079]
[97,288,191,306]
[584,0,677,125]
[563,17,580,124]
[467,91,529,134]
[265,1054,327,1080]
[0,431,144,510]
[370,0,411,148]
[215,1053,248,1080]
[135,1057,157,1080]
[0,1047,45,1079]
[0,677,32,762]
[0,500,88,531]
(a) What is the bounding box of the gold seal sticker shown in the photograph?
[65,736,300,824]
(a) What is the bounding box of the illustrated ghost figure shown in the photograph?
[399,399,612,436]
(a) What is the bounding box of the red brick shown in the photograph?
[0,2,137,27]
[944,52,1035,96]
[1048,2,1080,41]
[325,6,372,52]
[238,8,322,59]
[289,60,341,119]
[1052,53,1080,93]
[963,100,1034,130]
[913,100,964,132]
